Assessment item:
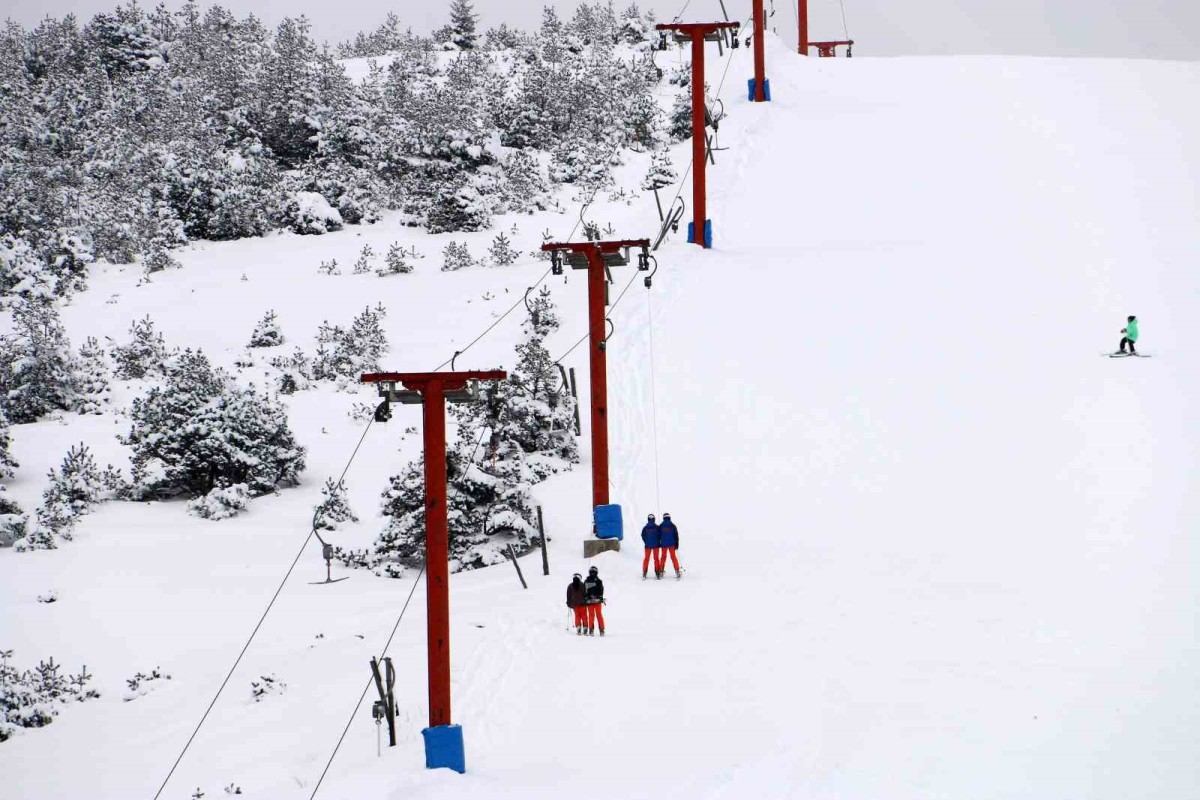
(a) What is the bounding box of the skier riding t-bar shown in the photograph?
[658,513,682,579]
[641,514,662,579]
[567,573,588,635]
[583,566,605,636]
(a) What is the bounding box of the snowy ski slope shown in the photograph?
[3,36,1199,800]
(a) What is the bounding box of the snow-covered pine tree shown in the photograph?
[31,443,105,545]
[124,350,306,498]
[620,3,650,43]
[313,477,358,530]
[374,459,427,576]
[110,316,170,380]
[448,0,479,50]
[669,87,693,141]
[352,244,375,274]
[499,150,551,213]
[0,411,17,481]
[248,310,285,348]
[1,299,76,424]
[488,233,518,266]
[377,242,413,276]
[642,148,678,191]
[71,337,112,415]
[441,241,476,272]
[269,347,313,395]
[311,306,389,382]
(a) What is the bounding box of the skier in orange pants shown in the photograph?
[659,513,682,578]
[641,514,662,579]
[583,566,605,635]
[566,573,588,635]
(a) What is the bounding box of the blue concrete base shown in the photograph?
[422,724,465,773]
[747,78,772,102]
[687,220,713,248]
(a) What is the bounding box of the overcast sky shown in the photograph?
[4,0,1198,60]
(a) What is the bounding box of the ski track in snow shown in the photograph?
[3,36,1200,800]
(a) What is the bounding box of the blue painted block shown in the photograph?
[747,78,772,102]
[594,504,623,540]
[688,220,713,248]
[423,724,465,773]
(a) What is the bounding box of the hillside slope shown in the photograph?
[3,38,1199,799]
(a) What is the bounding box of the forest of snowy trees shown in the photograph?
[0,0,673,301]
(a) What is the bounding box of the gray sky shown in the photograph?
[4,0,1198,60]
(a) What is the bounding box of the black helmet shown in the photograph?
[647,513,656,520]
[572,573,582,579]
[1128,315,1136,321]
[663,512,671,519]
[588,566,598,575]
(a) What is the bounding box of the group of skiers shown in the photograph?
[566,566,606,636]
[640,513,682,580]
[564,512,684,637]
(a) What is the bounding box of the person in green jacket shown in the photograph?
[1119,315,1139,355]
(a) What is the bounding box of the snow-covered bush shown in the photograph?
[352,244,375,275]
[0,411,16,481]
[0,299,75,423]
[187,484,251,521]
[281,192,344,236]
[488,233,519,266]
[72,337,112,415]
[18,444,109,549]
[499,150,551,214]
[313,478,358,531]
[311,306,389,383]
[269,347,313,395]
[441,241,477,272]
[0,651,99,742]
[0,492,27,548]
[123,667,172,702]
[377,243,413,276]
[642,148,678,191]
[110,316,170,380]
[248,311,285,348]
[251,674,285,701]
[124,351,306,498]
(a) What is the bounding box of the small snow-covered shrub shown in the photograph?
[72,337,112,414]
[377,243,413,276]
[352,244,375,275]
[0,651,99,742]
[187,484,250,521]
[250,673,285,702]
[488,233,518,266]
[248,310,285,348]
[124,667,172,702]
[282,192,344,236]
[441,241,476,272]
[110,315,170,380]
[0,492,27,548]
[313,477,357,531]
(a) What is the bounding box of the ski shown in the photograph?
[1105,352,1151,358]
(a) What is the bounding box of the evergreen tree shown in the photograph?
[441,241,476,272]
[71,337,112,415]
[124,350,306,497]
[669,88,693,141]
[488,233,519,266]
[311,306,388,382]
[313,477,357,530]
[0,411,17,481]
[642,148,678,191]
[377,242,412,276]
[352,244,375,274]
[1,299,75,424]
[248,310,285,348]
[448,0,479,50]
[33,443,105,543]
[110,316,170,380]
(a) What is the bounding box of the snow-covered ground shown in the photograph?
[3,36,1200,799]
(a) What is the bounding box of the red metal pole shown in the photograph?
[798,0,809,54]
[586,250,609,507]
[421,381,451,729]
[691,34,707,248]
[752,0,766,100]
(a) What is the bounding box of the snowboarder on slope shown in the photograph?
[583,566,606,636]
[641,514,662,579]
[659,513,682,579]
[1118,315,1139,355]
[567,573,588,635]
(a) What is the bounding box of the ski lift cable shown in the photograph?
[646,290,663,511]
[430,266,554,372]
[153,417,380,800]
[308,423,492,799]
[839,0,851,39]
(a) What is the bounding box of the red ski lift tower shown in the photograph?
[797,0,853,56]
[656,21,740,249]
[750,0,770,102]
[360,369,507,774]
[541,239,652,511]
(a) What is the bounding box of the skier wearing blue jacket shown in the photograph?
[658,513,682,579]
[641,514,662,579]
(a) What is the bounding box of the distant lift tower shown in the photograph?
[750,0,770,101]
[541,240,653,511]
[656,21,740,249]
[797,0,853,56]
[360,369,507,774]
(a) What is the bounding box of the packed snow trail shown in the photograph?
[3,38,1200,800]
